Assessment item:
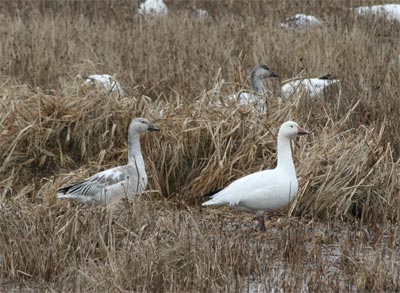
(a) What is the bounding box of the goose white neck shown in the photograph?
[276,135,296,176]
[251,75,266,95]
[128,132,144,165]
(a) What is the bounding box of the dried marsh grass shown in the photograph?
[1,0,400,291]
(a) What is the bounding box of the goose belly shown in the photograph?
[234,179,298,213]
[94,176,147,204]
[218,93,265,111]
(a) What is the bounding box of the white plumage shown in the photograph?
[281,76,339,99]
[138,0,168,15]
[57,118,160,205]
[219,64,278,111]
[193,8,211,20]
[84,74,124,96]
[202,121,310,232]
[280,14,321,30]
[353,4,400,22]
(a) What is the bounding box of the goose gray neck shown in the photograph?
[250,71,266,95]
[128,131,143,165]
[276,134,296,176]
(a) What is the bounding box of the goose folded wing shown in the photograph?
[59,166,128,198]
[207,170,279,206]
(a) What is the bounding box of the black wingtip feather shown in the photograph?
[57,181,85,195]
[57,186,70,195]
[318,74,336,80]
[202,189,222,200]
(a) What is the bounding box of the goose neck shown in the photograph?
[128,132,143,164]
[251,74,266,95]
[276,135,296,175]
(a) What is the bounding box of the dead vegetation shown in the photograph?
[1,0,400,291]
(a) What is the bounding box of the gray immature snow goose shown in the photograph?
[220,64,278,111]
[57,118,160,204]
[202,121,310,232]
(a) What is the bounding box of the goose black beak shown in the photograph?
[147,125,160,132]
[270,71,279,78]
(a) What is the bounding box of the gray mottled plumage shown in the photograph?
[57,118,159,204]
[220,64,278,111]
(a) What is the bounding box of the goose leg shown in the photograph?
[258,215,266,232]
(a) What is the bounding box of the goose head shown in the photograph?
[251,64,279,80]
[250,64,278,95]
[279,121,310,138]
[130,118,160,134]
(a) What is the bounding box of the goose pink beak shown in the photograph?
[297,126,310,135]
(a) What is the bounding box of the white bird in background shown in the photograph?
[220,64,279,111]
[202,121,310,232]
[138,0,168,16]
[84,74,125,96]
[281,75,339,99]
[280,14,322,30]
[353,4,400,22]
[192,8,211,20]
[57,118,160,205]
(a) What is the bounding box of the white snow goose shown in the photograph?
[192,8,212,21]
[202,121,310,232]
[138,0,168,15]
[280,14,322,30]
[219,64,278,111]
[57,118,160,205]
[353,4,400,22]
[84,74,125,96]
[281,75,339,99]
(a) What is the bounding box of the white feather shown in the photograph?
[57,118,159,205]
[202,121,309,218]
[203,169,297,214]
[138,0,168,15]
[281,78,339,99]
[353,4,400,22]
[217,64,278,111]
[219,92,266,112]
[280,14,321,30]
[84,74,124,96]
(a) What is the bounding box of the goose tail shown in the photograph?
[201,189,223,206]
[57,191,73,199]
[57,193,70,199]
[57,184,79,199]
[202,189,221,200]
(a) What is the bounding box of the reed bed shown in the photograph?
[1,0,400,291]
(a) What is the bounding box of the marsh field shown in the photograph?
[1,0,400,291]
